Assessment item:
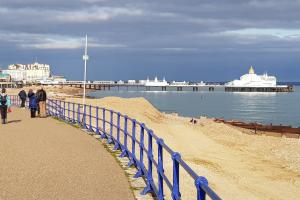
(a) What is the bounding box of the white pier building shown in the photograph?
[145,76,169,87]
[225,66,276,87]
[225,66,293,92]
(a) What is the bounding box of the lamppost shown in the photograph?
[82,35,89,108]
[82,35,89,127]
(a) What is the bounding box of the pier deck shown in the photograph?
[0,108,134,200]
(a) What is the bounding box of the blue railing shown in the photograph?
[11,95,221,200]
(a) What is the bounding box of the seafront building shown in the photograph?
[0,71,11,82]
[170,81,189,86]
[144,76,169,87]
[3,62,51,83]
[225,66,293,92]
[226,66,276,87]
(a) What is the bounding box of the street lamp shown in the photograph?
[82,34,89,107]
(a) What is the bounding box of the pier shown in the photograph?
[46,81,222,92]
[38,81,294,93]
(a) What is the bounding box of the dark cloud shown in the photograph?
[0,0,300,81]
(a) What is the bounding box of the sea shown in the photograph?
[88,84,300,127]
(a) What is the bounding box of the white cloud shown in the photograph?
[0,32,126,49]
[161,47,198,52]
[54,7,144,22]
[0,6,144,24]
[222,28,300,39]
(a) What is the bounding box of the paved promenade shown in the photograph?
[0,108,134,200]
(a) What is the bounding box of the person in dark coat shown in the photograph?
[18,89,27,108]
[0,88,11,124]
[36,87,47,117]
[35,89,41,115]
[28,89,37,118]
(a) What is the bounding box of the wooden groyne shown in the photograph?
[214,119,300,139]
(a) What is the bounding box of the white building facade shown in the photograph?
[3,62,51,83]
[225,66,277,87]
[144,76,169,87]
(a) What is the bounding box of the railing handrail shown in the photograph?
[10,95,221,200]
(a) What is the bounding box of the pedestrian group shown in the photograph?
[0,87,47,124]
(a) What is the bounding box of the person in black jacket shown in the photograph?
[0,88,11,124]
[36,86,47,117]
[18,89,27,108]
[35,89,41,115]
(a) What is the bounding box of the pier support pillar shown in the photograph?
[177,87,183,91]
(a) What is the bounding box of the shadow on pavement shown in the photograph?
[7,120,22,124]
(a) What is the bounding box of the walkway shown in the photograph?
[0,108,134,200]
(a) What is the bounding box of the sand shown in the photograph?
[64,96,300,200]
[7,85,83,97]
[7,87,300,199]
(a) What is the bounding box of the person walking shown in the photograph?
[0,88,11,124]
[28,89,37,118]
[37,87,47,117]
[35,89,41,116]
[18,89,27,108]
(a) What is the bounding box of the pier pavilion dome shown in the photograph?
[249,66,255,74]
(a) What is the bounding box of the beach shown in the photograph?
[8,86,300,199]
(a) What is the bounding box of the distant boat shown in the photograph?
[145,76,169,87]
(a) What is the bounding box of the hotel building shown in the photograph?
[3,62,51,83]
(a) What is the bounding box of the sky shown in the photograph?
[0,0,300,82]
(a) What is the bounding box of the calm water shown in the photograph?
[88,86,300,127]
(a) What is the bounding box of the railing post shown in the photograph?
[55,100,58,117]
[83,104,87,129]
[113,112,121,150]
[141,129,154,195]
[195,176,208,200]
[128,119,137,167]
[120,115,128,157]
[95,106,100,134]
[77,104,81,125]
[49,100,52,116]
[47,99,50,115]
[134,123,145,178]
[67,102,70,121]
[88,105,93,131]
[48,100,53,116]
[172,152,181,200]
[59,101,62,117]
[107,110,114,144]
[72,102,75,123]
[62,101,65,119]
[101,108,107,139]
[157,138,164,200]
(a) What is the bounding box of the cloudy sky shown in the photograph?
[0,0,300,81]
